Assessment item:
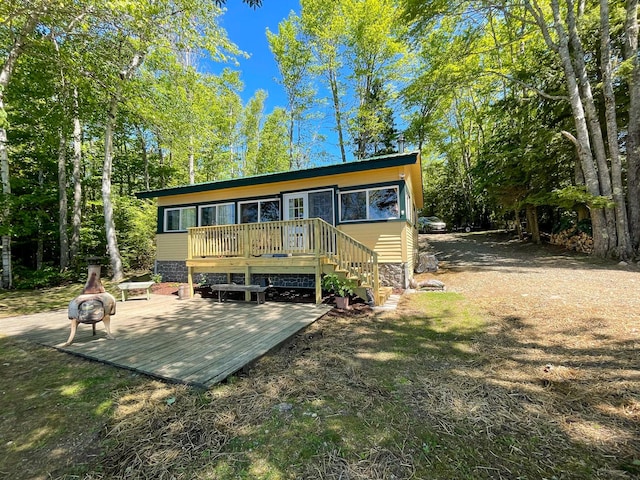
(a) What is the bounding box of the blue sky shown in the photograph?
[218,0,301,114]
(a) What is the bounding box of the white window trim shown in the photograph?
[339,185,400,223]
[237,197,281,223]
[164,206,196,232]
[198,202,235,226]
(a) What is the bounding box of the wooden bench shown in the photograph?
[117,281,155,302]
[207,284,268,304]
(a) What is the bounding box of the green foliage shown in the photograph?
[549,186,614,209]
[255,107,290,174]
[115,197,157,271]
[267,12,316,168]
[12,265,76,290]
[321,272,355,297]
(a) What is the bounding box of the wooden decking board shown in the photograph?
[0,296,331,387]
[204,323,308,384]
[178,315,306,382]
[129,307,282,371]
[164,306,314,381]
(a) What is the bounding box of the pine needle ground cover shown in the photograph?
[0,233,638,479]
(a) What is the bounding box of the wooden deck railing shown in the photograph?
[188,219,379,295]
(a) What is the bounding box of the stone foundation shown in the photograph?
[252,274,315,289]
[155,261,188,283]
[378,263,411,289]
[155,261,314,288]
[156,260,409,290]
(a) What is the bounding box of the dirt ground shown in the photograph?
[413,231,640,466]
[418,231,640,340]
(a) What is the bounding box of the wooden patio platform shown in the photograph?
[0,295,331,388]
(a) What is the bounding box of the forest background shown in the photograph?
[2,0,640,289]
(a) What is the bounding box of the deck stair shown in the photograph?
[187,218,384,305]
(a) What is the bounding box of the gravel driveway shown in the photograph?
[413,231,640,469]
[420,231,640,321]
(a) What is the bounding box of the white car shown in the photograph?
[418,216,447,233]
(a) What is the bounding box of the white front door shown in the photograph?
[283,193,308,250]
[283,193,308,221]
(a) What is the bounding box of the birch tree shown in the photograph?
[404,0,640,259]
[84,0,254,281]
[267,13,315,169]
[301,0,349,162]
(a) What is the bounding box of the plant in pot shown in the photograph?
[321,273,356,309]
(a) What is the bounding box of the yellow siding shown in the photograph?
[339,222,405,263]
[156,233,188,260]
[157,167,407,207]
[155,156,423,264]
[406,223,417,271]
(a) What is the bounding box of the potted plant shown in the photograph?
[321,273,356,309]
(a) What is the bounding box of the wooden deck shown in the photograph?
[0,295,331,388]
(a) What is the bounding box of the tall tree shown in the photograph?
[267,13,315,169]
[342,0,406,158]
[256,107,290,174]
[403,0,640,259]
[1,7,40,288]
[300,0,349,162]
[240,90,267,176]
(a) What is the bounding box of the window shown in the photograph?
[339,186,399,222]
[239,199,281,223]
[165,206,196,232]
[200,203,235,226]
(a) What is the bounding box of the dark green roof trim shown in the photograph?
[136,151,419,199]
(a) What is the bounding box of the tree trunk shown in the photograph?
[104,95,124,282]
[528,0,610,256]
[37,168,45,270]
[58,129,69,269]
[189,135,195,184]
[70,86,82,263]
[288,110,295,169]
[138,127,150,191]
[624,0,640,250]
[101,50,144,281]
[327,63,347,163]
[0,13,39,288]
[564,0,617,252]
[525,204,541,244]
[156,131,165,188]
[0,112,12,288]
[600,0,633,259]
[515,208,523,239]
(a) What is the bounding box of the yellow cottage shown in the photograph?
[137,151,423,306]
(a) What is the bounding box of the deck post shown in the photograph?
[314,219,323,304]
[244,266,251,301]
[372,253,379,306]
[187,266,194,298]
[315,259,323,304]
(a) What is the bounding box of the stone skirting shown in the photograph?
[155,261,315,288]
[378,262,411,289]
[156,260,410,289]
[155,261,188,283]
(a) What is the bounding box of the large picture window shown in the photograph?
[239,199,281,223]
[165,206,196,232]
[339,186,399,222]
[200,203,235,226]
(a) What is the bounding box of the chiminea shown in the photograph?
[64,264,117,346]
